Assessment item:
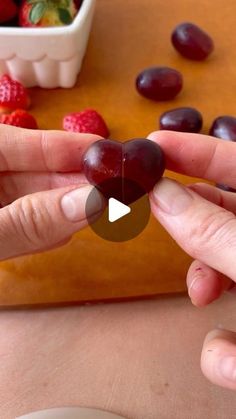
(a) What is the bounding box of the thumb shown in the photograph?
[150,178,236,282]
[201,329,236,390]
[0,185,103,260]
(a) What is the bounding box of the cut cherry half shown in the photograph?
[83,138,165,204]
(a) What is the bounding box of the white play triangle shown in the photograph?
[108,198,131,223]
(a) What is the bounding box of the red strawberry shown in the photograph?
[0,0,18,24]
[0,110,38,129]
[0,75,30,113]
[63,109,110,137]
[74,0,83,8]
[19,0,79,28]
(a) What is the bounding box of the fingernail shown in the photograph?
[219,356,236,382]
[152,178,193,215]
[61,185,103,222]
[204,329,236,345]
[188,275,205,301]
[203,329,224,345]
[16,407,127,418]
[147,132,158,141]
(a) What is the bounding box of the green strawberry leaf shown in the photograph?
[58,0,70,7]
[27,0,45,4]
[58,8,73,24]
[29,3,47,24]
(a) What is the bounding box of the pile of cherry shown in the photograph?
[135,22,236,193]
[136,22,236,141]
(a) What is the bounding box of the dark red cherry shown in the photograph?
[136,67,183,101]
[209,116,236,141]
[123,139,165,193]
[171,22,214,61]
[83,138,165,204]
[159,107,203,133]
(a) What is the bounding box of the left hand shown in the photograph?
[0,125,102,260]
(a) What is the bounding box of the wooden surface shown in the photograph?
[0,0,236,306]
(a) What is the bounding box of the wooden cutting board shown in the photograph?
[0,0,236,306]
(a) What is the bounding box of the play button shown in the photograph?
[108,198,131,223]
[85,178,151,242]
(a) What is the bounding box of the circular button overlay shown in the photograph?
[85,177,151,242]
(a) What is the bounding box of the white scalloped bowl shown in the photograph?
[0,0,96,88]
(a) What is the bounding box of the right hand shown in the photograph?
[148,130,236,390]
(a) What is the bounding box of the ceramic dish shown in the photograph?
[0,0,96,88]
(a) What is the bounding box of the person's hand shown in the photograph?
[148,130,236,390]
[0,125,103,261]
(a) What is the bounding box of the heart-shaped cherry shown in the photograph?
[83,138,165,204]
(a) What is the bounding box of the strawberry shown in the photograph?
[73,0,83,8]
[0,75,30,113]
[0,0,18,24]
[63,109,110,137]
[19,0,79,28]
[0,110,38,129]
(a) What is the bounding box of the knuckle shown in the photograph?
[39,130,50,170]
[8,196,53,249]
[186,209,236,258]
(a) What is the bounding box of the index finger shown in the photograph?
[0,125,101,172]
[148,130,236,187]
